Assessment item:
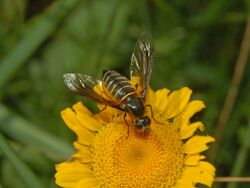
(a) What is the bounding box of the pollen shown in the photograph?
[92,121,184,187]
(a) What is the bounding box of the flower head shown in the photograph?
[55,85,215,188]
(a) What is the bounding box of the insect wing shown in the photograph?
[63,73,120,108]
[130,32,154,99]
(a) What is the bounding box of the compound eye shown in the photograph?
[134,116,151,128]
[144,116,151,126]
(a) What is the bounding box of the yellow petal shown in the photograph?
[73,141,91,154]
[95,104,124,123]
[95,105,112,123]
[76,179,99,188]
[199,161,216,176]
[180,121,205,139]
[185,154,205,166]
[145,88,155,110]
[181,161,215,187]
[55,161,93,188]
[175,181,195,188]
[73,102,93,116]
[76,112,103,131]
[154,88,170,113]
[184,136,215,154]
[76,127,95,146]
[175,100,205,127]
[163,87,192,119]
[71,152,92,163]
[72,102,104,131]
[61,110,95,145]
[61,108,80,131]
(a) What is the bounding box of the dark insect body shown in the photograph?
[63,32,154,134]
[102,70,151,132]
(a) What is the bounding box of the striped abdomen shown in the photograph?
[102,70,135,101]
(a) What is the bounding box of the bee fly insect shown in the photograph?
[63,32,154,135]
[102,69,151,133]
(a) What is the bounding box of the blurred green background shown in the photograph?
[0,0,249,188]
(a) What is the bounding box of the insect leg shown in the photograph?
[146,104,162,124]
[123,112,130,138]
[95,105,107,114]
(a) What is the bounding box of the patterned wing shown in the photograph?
[63,73,121,109]
[130,32,154,99]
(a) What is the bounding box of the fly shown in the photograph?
[63,32,154,134]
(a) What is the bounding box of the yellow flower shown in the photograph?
[55,85,215,188]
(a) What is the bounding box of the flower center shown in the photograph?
[92,122,184,188]
[115,134,162,174]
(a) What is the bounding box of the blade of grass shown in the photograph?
[0,133,43,188]
[0,104,74,160]
[0,0,81,90]
[226,120,250,188]
[209,15,250,161]
[108,1,134,49]
[93,0,121,75]
[154,0,181,24]
[190,0,232,27]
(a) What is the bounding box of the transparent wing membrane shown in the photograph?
[130,32,154,99]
